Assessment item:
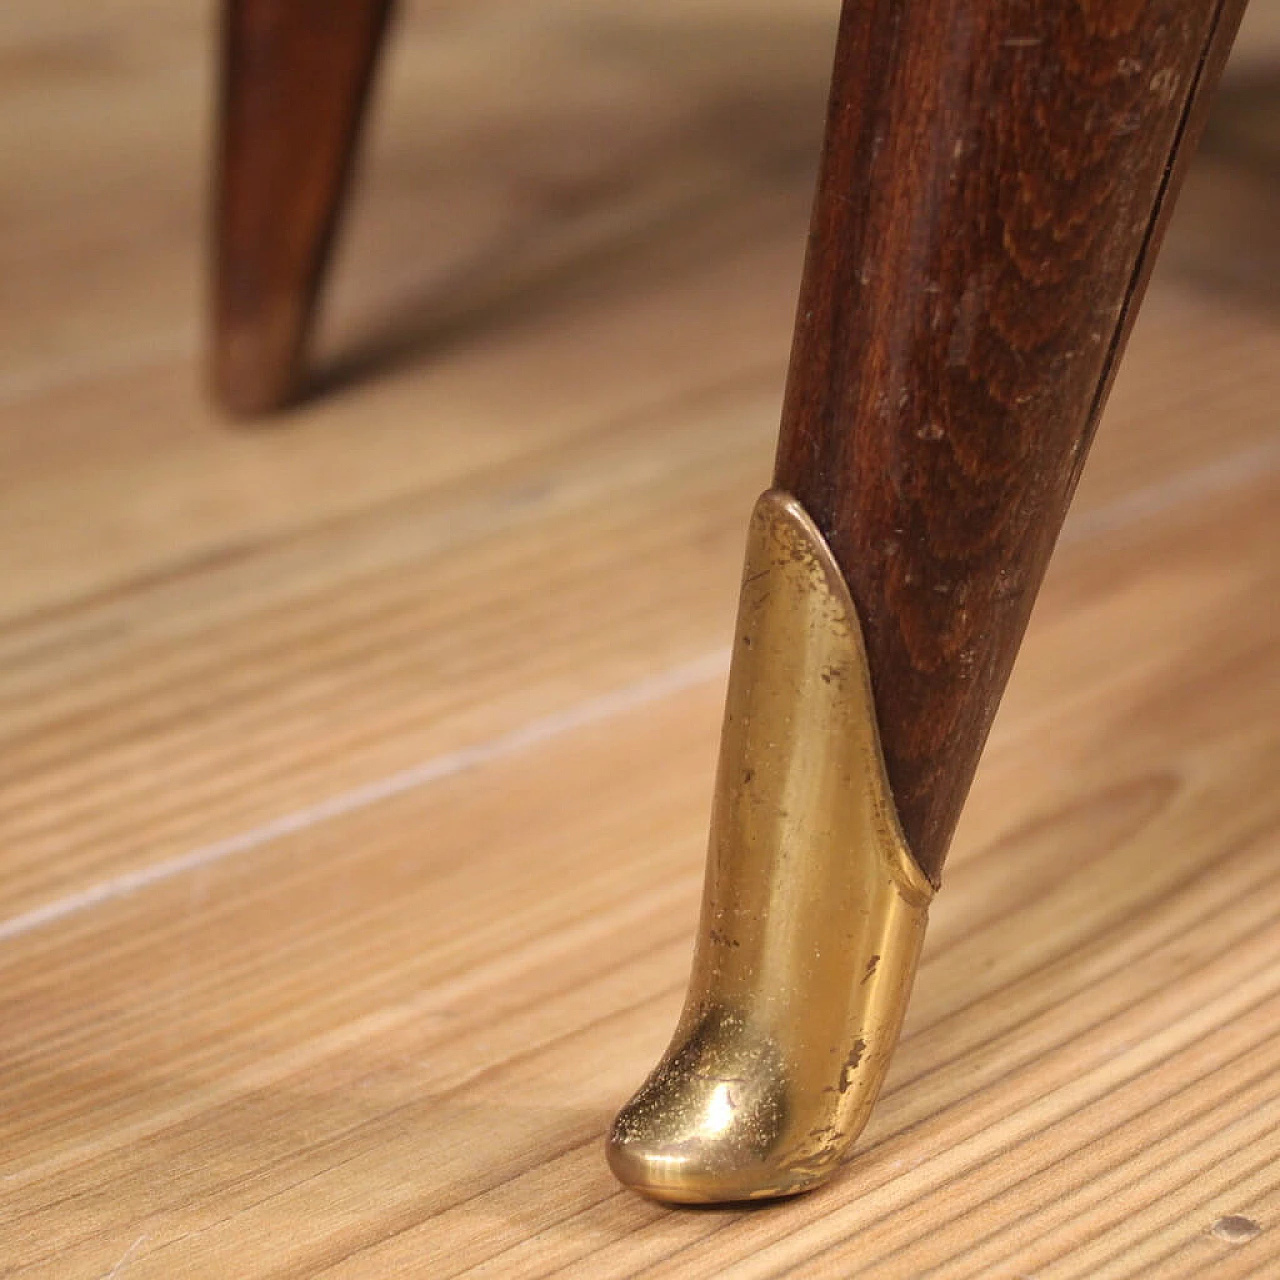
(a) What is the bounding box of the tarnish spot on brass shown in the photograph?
[607,490,933,1204]
[839,1039,867,1092]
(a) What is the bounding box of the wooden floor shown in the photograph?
[3,3,1279,1276]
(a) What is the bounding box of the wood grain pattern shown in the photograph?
[2,1,1278,1275]
[774,0,1249,881]
[213,0,394,413]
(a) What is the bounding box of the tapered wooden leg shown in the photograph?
[212,0,394,415]
[775,0,1250,885]
[609,0,1248,1204]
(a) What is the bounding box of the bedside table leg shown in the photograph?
[211,0,394,416]
[609,0,1247,1204]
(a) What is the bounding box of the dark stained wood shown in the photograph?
[774,0,1250,883]
[212,0,394,415]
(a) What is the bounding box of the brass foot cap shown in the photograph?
[605,491,934,1205]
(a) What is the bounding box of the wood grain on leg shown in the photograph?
[774,0,1249,882]
[212,0,394,415]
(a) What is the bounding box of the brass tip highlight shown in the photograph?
[606,1008,809,1203]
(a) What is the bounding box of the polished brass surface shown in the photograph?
[607,490,934,1204]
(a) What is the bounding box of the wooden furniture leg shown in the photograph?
[609,0,1248,1203]
[212,0,394,415]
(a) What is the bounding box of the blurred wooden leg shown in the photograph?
[609,0,1247,1204]
[212,0,394,415]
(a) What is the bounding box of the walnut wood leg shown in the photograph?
[609,0,1248,1204]
[212,0,394,415]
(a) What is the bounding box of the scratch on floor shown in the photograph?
[0,647,731,945]
[102,1234,147,1280]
